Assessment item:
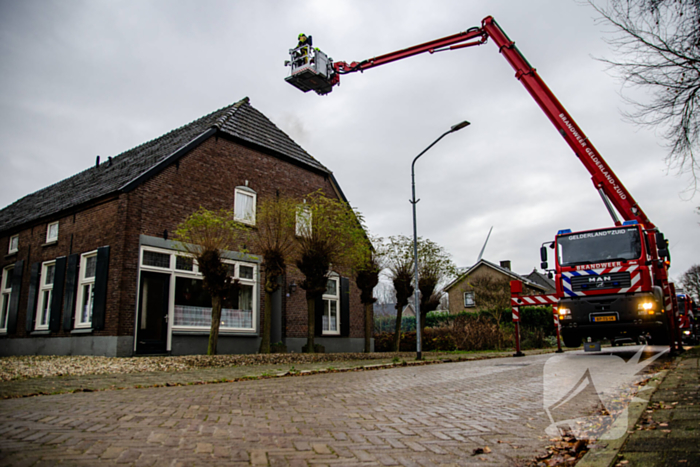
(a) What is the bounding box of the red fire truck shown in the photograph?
[285,16,680,352]
[677,293,698,344]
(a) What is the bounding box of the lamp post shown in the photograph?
[411,120,470,360]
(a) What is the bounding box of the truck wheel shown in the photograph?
[562,332,581,348]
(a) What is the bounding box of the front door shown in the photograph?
[136,271,169,354]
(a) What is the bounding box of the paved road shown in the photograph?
[0,347,669,466]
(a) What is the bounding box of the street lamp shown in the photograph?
[411,120,470,360]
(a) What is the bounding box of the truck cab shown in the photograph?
[552,223,667,347]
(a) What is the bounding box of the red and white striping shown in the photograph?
[510,294,558,306]
[562,264,642,297]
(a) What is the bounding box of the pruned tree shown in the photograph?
[352,236,386,353]
[416,238,456,340]
[294,191,368,353]
[680,264,700,301]
[174,207,246,355]
[248,195,298,354]
[384,235,415,351]
[589,0,700,191]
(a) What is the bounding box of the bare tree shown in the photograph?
[353,237,385,353]
[385,235,414,351]
[589,0,700,190]
[680,264,700,301]
[416,238,456,340]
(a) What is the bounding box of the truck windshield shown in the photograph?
[557,227,642,267]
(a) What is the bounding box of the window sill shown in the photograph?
[31,330,51,336]
[71,328,93,334]
[172,330,258,337]
[42,240,58,247]
[4,252,18,259]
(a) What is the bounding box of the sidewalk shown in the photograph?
[579,346,700,467]
[614,346,700,466]
[0,348,556,400]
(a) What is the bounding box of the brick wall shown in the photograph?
[0,196,126,338]
[126,136,366,340]
[0,134,368,345]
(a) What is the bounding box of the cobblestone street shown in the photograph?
[0,349,663,466]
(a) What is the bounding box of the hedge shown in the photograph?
[374,306,554,334]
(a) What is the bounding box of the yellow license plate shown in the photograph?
[594,316,617,322]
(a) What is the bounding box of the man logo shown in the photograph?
[542,346,666,440]
[588,276,611,283]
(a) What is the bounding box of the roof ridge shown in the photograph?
[213,96,249,129]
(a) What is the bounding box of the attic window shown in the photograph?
[234,186,256,225]
[46,222,59,243]
[8,235,18,254]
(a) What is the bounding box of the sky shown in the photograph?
[0,0,698,287]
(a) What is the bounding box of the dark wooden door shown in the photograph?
[136,271,169,354]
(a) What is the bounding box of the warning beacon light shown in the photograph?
[284,34,337,95]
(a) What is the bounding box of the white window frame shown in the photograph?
[463,291,475,308]
[75,251,97,328]
[296,204,312,237]
[139,246,258,333]
[234,186,256,225]
[46,222,59,243]
[8,235,18,254]
[0,266,13,333]
[35,261,55,331]
[322,275,340,335]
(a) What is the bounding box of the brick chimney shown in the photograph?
[500,260,511,271]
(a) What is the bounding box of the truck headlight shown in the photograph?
[558,307,570,316]
[638,301,655,313]
[683,330,691,335]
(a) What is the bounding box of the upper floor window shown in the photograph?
[75,252,97,328]
[322,276,340,335]
[0,266,13,332]
[46,222,59,243]
[35,261,55,331]
[8,235,18,254]
[464,291,475,308]
[234,186,256,225]
[296,204,312,237]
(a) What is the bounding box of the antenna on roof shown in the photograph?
[476,226,493,262]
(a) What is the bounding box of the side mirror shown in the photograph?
[656,232,670,259]
[541,262,548,270]
[540,245,548,262]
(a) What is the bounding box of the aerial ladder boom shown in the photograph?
[286,16,653,229]
[285,16,681,351]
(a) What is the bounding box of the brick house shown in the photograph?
[445,259,547,314]
[0,97,369,356]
